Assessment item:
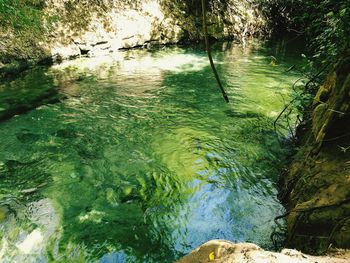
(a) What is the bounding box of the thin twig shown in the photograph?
[274,62,331,139]
[304,62,331,91]
[273,97,297,134]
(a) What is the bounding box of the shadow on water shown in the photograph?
[0,67,62,121]
[0,40,306,262]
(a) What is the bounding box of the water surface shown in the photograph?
[0,40,303,262]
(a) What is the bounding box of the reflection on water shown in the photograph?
[0,41,303,262]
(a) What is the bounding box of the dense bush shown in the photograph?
[260,0,350,65]
[0,0,57,62]
[301,0,350,64]
[259,0,350,139]
[0,0,45,33]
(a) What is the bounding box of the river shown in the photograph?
[0,39,304,262]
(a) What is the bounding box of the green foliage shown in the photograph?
[257,0,304,34]
[0,0,59,62]
[260,0,350,65]
[0,0,45,34]
[297,0,350,65]
[291,86,313,114]
[263,0,349,133]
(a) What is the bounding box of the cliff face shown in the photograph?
[281,55,350,253]
[0,0,266,64]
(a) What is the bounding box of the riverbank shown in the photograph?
[2,0,262,119]
[0,0,266,67]
[280,54,350,253]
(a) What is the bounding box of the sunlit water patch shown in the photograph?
[0,41,304,262]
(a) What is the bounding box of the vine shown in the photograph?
[201,0,229,103]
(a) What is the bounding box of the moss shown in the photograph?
[333,219,350,248]
[312,103,328,139]
[283,55,350,253]
[314,72,337,106]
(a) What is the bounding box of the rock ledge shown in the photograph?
[176,240,350,263]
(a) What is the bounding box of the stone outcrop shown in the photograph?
[0,0,267,64]
[45,0,184,60]
[280,55,350,253]
[176,240,349,263]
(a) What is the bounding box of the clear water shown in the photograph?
[0,40,304,262]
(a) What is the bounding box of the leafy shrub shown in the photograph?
[304,1,350,64]
[0,0,45,33]
[259,0,350,65]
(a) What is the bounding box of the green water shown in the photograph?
[0,40,304,262]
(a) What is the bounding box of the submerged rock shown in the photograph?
[176,240,350,263]
[0,198,59,262]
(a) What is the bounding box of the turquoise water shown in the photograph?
[0,40,303,262]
